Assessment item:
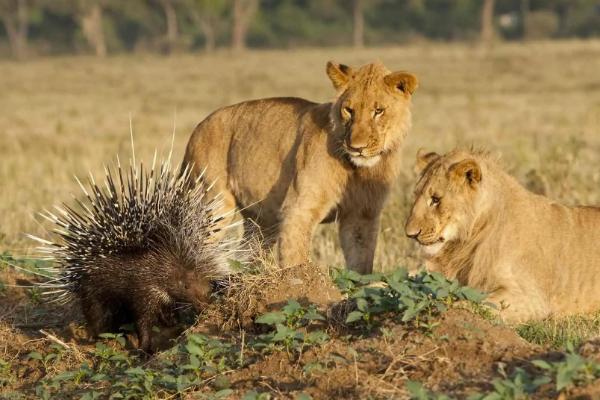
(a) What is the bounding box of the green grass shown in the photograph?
[517,313,600,349]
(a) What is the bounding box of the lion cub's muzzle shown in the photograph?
[405,222,444,246]
[343,127,382,159]
[343,141,383,168]
[411,233,445,247]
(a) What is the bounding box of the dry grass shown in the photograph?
[1,40,599,274]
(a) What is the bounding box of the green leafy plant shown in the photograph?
[530,342,600,392]
[29,329,244,399]
[254,299,329,353]
[0,358,14,386]
[181,333,237,376]
[27,344,65,372]
[242,390,272,400]
[467,367,549,400]
[334,268,486,331]
[406,380,453,400]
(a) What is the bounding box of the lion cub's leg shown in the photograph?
[486,285,551,324]
[277,183,340,267]
[339,212,381,274]
[278,205,333,267]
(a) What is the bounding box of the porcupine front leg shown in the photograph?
[81,294,113,339]
[132,290,165,353]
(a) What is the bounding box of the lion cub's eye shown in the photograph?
[374,107,384,117]
[430,195,441,206]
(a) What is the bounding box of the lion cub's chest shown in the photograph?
[317,169,390,223]
[334,165,395,218]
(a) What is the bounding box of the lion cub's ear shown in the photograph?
[326,61,353,91]
[449,159,482,188]
[415,148,440,175]
[384,71,418,95]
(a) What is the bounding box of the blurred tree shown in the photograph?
[40,0,108,56]
[0,0,31,59]
[353,0,364,47]
[232,0,258,51]
[250,0,351,48]
[185,0,227,52]
[106,0,163,52]
[567,0,600,37]
[79,0,107,56]
[521,0,529,37]
[156,0,179,53]
[3,0,600,58]
[414,0,480,41]
[480,0,496,44]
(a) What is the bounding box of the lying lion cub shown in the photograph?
[405,148,600,323]
[184,61,418,273]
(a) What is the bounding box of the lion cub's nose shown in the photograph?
[346,141,367,154]
[406,228,421,239]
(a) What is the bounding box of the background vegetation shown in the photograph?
[2,40,599,268]
[2,0,600,59]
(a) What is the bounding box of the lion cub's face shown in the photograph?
[405,150,483,257]
[326,61,418,168]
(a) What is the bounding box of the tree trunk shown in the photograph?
[232,0,257,52]
[555,2,570,37]
[352,0,364,48]
[520,0,529,39]
[160,0,179,53]
[200,18,216,52]
[480,0,496,45]
[190,6,216,53]
[80,2,106,57]
[2,0,29,60]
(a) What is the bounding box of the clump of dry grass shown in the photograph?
[199,238,342,333]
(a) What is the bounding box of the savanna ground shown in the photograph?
[1,40,600,398]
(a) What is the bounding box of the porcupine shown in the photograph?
[30,152,237,353]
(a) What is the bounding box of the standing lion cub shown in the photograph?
[183,61,418,273]
[405,148,600,323]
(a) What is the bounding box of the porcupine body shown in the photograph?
[31,154,235,352]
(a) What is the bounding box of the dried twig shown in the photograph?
[39,329,73,350]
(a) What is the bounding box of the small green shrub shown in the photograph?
[253,299,329,353]
[406,380,453,400]
[332,268,486,331]
[31,331,242,398]
[531,343,600,392]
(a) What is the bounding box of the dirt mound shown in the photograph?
[202,263,343,331]
[259,263,342,308]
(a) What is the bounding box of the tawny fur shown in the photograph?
[405,148,600,323]
[183,61,418,273]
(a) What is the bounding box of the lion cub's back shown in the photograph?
[183,97,319,215]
